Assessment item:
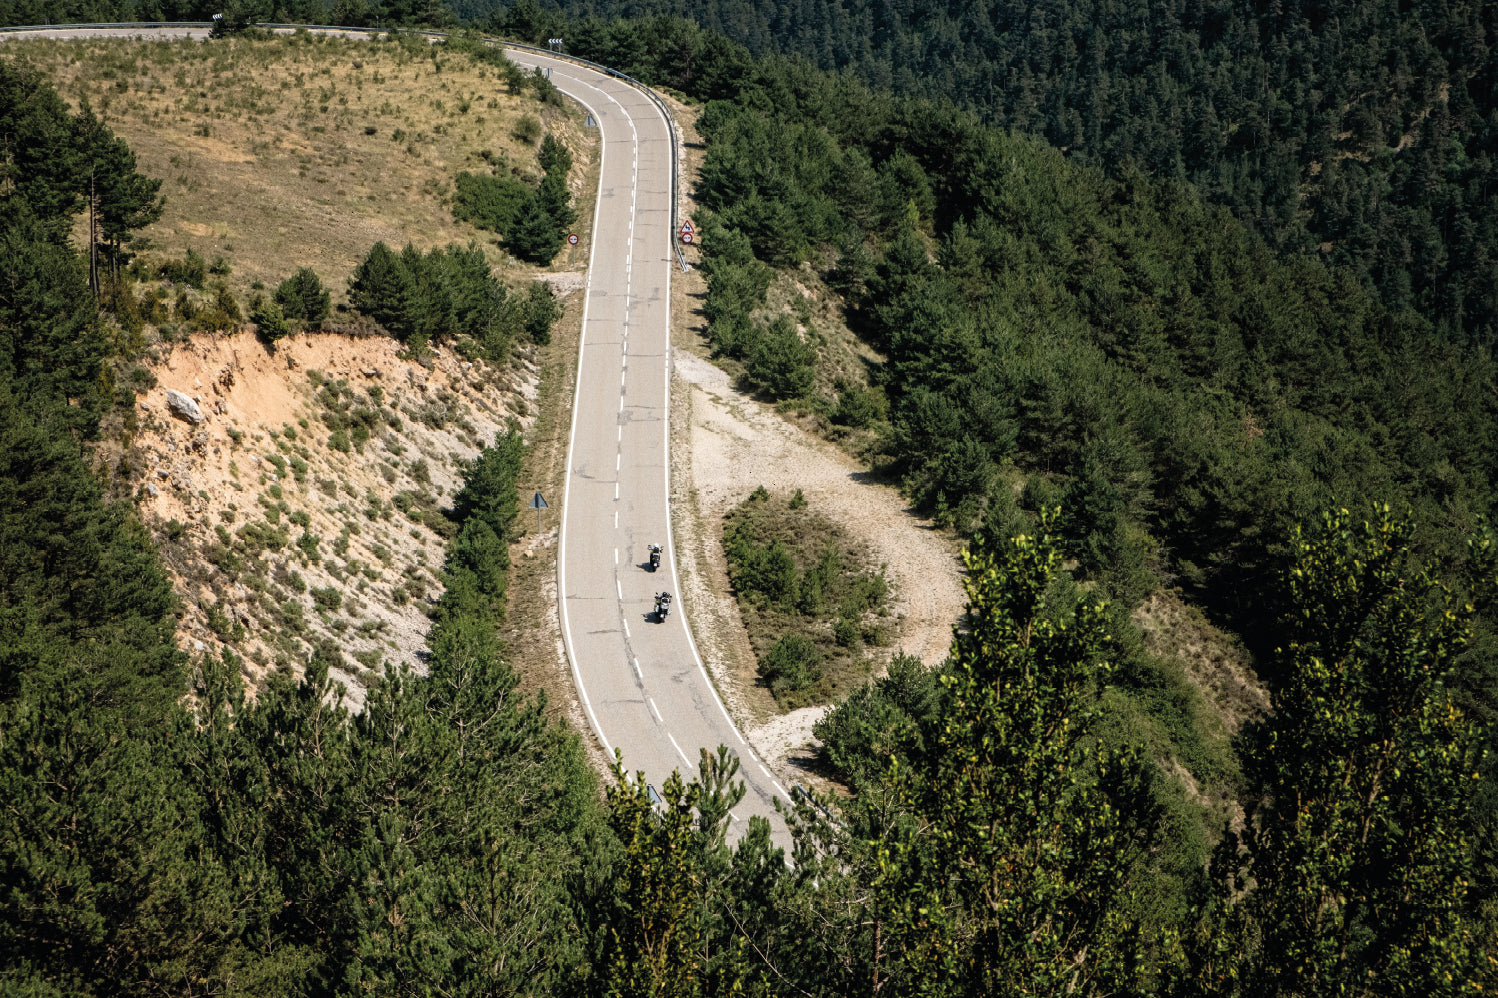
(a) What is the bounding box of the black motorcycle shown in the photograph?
[648,544,662,571]
[654,592,672,620]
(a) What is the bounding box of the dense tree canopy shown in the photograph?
[3,24,1495,997]
[482,0,1498,350]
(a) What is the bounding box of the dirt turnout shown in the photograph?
[669,350,967,776]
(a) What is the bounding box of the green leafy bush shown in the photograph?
[158,248,206,289]
[512,113,542,144]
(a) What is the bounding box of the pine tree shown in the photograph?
[596,748,775,998]
[0,62,82,238]
[348,242,415,341]
[274,267,332,327]
[0,217,106,429]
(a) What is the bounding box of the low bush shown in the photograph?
[158,249,207,289]
[759,633,822,698]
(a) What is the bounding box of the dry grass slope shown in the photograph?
[6,31,596,299]
[3,31,600,702]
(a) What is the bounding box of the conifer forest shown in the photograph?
[2,1,1497,994]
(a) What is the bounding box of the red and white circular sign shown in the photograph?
[567,233,579,245]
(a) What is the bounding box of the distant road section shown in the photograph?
[0,23,792,849]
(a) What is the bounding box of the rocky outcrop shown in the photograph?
[166,389,206,425]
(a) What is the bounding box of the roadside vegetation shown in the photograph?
[722,486,890,707]
[2,30,593,302]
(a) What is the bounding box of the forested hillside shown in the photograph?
[481,0,1498,350]
[505,16,1498,989]
[4,22,1497,998]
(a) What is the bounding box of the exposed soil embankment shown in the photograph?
[119,330,537,707]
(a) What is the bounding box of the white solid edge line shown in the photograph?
[666,731,695,769]
[656,107,750,750]
[528,56,616,761]
[516,49,771,803]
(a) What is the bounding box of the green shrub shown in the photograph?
[159,249,207,289]
[512,113,542,144]
[251,295,289,343]
[205,601,243,642]
[524,281,560,345]
[452,171,529,235]
[744,315,817,399]
[759,632,822,696]
[297,531,321,562]
[310,586,342,611]
[538,133,572,176]
[833,380,888,428]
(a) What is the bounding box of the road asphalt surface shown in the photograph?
[507,51,793,851]
[0,24,794,851]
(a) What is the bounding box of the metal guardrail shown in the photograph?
[0,21,213,28]
[0,21,685,252]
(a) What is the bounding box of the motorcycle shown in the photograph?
[654,592,672,620]
[648,544,662,571]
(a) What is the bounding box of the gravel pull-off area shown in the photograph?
[669,349,967,782]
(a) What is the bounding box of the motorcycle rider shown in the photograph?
[648,543,662,570]
[655,591,672,617]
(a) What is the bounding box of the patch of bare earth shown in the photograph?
[1133,591,1270,737]
[119,330,537,708]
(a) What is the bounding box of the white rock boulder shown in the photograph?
[166,389,206,425]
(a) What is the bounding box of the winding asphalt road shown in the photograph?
[508,52,791,849]
[0,24,791,848]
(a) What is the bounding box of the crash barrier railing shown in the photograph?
[0,21,686,263]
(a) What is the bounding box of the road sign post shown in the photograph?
[529,491,549,534]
